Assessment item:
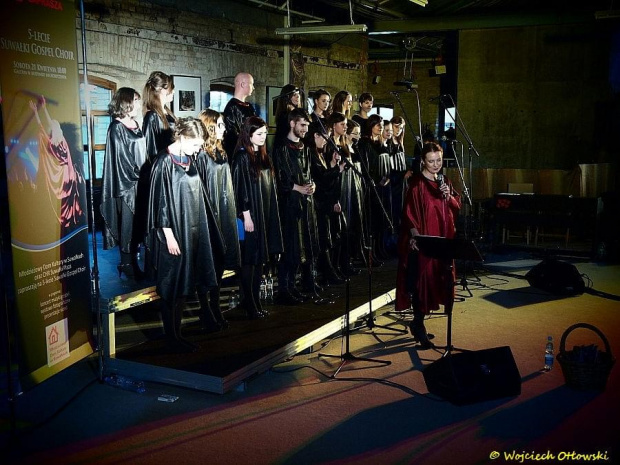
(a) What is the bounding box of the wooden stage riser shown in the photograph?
[106,289,396,395]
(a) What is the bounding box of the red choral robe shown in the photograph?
[395,173,461,313]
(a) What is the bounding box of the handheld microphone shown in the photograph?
[435,173,446,198]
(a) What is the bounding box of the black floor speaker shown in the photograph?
[525,258,585,295]
[423,346,521,405]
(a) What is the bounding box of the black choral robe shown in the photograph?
[387,138,408,230]
[143,111,175,162]
[100,119,147,250]
[222,98,256,159]
[310,150,341,249]
[357,138,392,234]
[146,151,224,304]
[338,144,366,248]
[272,138,319,264]
[231,148,283,266]
[195,149,241,271]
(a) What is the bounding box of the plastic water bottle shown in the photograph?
[266,273,274,303]
[259,275,266,301]
[104,374,146,393]
[544,336,554,371]
[229,289,238,309]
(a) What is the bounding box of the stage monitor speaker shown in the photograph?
[525,258,585,295]
[423,346,521,406]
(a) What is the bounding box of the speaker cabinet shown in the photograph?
[423,346,521,405]
[525,258,585,295]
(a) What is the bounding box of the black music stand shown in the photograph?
[415,235,483,357]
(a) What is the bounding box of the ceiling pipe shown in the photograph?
[247,0,326,23]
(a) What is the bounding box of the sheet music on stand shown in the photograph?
[415,235,483,263]
[413,235,483,356]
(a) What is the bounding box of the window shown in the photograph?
[369,104,394,120]
[79,77,115,184]
[209,84,234,113]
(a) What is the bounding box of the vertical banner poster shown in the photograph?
[1,0,94,390]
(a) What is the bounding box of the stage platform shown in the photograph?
[94,234,399,394]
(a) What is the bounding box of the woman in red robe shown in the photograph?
[396,142,461,348]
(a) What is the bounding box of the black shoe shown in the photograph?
[200,320,222,334]
[409,321,433,350]
[290,288,309,302]
[324,270,345,285]
[116,263,144,280]
[275,290,302,306]
[341,265,361,276]
[302,282,323,294]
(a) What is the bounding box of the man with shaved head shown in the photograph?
[223,72,256,157]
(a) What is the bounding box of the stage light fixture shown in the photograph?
[275,24,368,35]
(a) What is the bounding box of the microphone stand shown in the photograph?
[390,89,423,152]
[441,95,483,297]
[355,140,407,343]
[317,134,391,376]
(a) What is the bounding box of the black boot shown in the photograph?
[241,265,262,319]
[301,262,323,295]
[161,298,197,352]
[275,267,299,305]
[409,311,433,350]
[118,252,144,279]
[210,287,229,329]
[330,245,346,281]
[198,292,222,333]
[318,250,345,285]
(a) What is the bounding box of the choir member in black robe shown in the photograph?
[310,89,330,128]
[100,87,147,279]
[388,116,409,238]
[351,92,373,136]
[142,71,176,162]
[357,114,392,264]
[146,118,225,351]
[231,116,283,319]
[333,114,364,275]
[196,109,241,330]
[223,72,256,159]
[329,90,353,120]
[274,84,301,142]
[272,109,320,304]
[306,124,345,285]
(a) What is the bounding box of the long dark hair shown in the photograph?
[362,114,383,139]
[330,90,352,119]
[305,124,328,167]
[108,87,140,119]
[143,71,176,129]
[390,115,405,148]
[235,116,272,177]
[275,84,300,120]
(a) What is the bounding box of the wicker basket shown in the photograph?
[556,323,616,391]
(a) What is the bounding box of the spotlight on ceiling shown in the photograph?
[275,24,368,35]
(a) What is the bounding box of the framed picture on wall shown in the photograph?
[172,75,202,117]
[266,85,282,128]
